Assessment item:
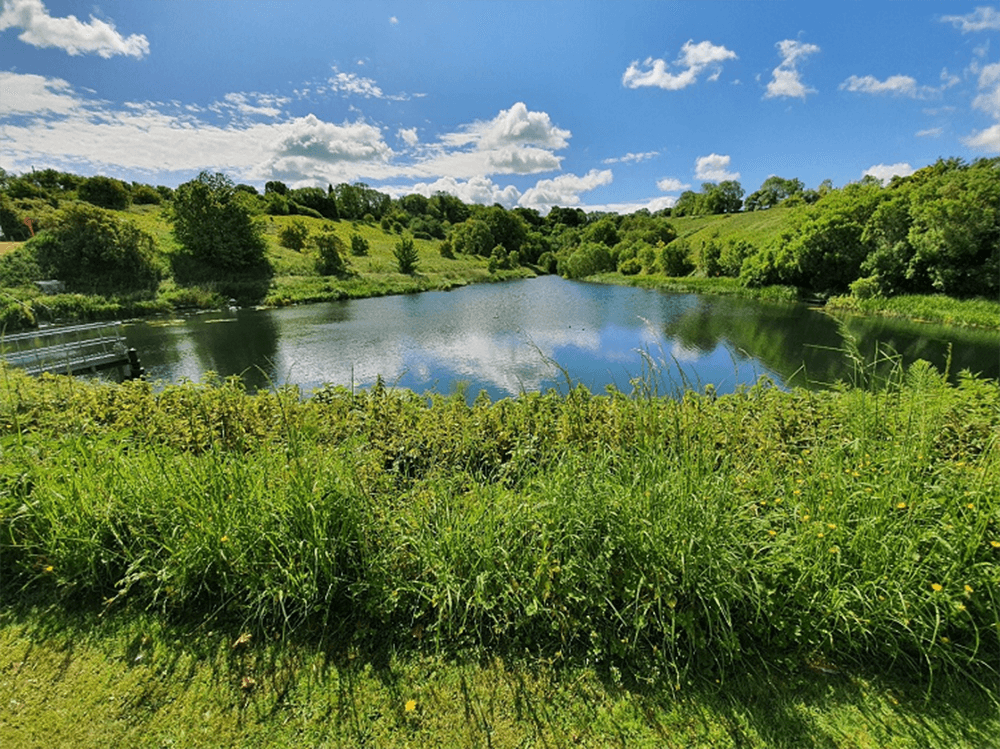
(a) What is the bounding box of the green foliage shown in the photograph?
[349,233,370,256]
[313,226,348,276]
[0,194,33,241]
[29,203,160,293]
[393,234,419,274]
[450,218,494,256]
[130,183,162,205]
[438,238,454,259]
[2,367,999,696]
[659,240,694,276]
[562,241,613,279]
[278,220,310,251]
[170,171,271,284]
[78,175,131,211]
[0,244,41,286]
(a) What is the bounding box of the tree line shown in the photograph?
[1,156,997,303]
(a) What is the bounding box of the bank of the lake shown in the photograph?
[2,360,998,747]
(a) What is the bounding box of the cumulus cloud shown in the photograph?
[863,162,915,184]
[397,127,419,146]
[656,177,691,192]
[962,123,1000,151]
[602,151,659,165]
[268,114,392,166]
[517,169,614,212]
[444,102,570,150]
[941,6,1000,32]
[839,74,936,99]
[212,92,288,119]
[622,39,737,90]
[0,0,149,58]
[694,154,739,182]
[765,39,819,99]
[405,176,522,208]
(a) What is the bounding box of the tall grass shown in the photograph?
[1,363,998,690]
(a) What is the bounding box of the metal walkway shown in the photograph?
[1,321,143,378]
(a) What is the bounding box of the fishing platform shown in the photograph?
[0,321,144,379]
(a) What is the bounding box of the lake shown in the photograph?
[122,276,1000,399]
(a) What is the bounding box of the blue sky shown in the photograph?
[1,1,998,213]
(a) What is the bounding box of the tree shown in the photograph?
[78,175,130,210]
[394,235,419,274]
[30,203,160,293]
[170,171,270,280]
[314,227,348,276]
[350,233,370,256]
[450,219,494,256]
[279,220,310,251]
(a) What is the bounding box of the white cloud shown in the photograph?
[622,39,737,91]
[603,151,659,165]
[444,102,570,150]
[581,196,677,215]
[839,74,936,99]
[0,70,81,115]
[962,123,1000,151]
[863,162,914,184]
[389,16,399,25]
[405,176,522,208]
[765,39,819,99]
[213,92,288,119]
[0,0,148,58]
[517,169,614,212]
[972,62,1000,118]
[398,127,419,146]
[694,154,739,182]
[916,126,944,137]
[656,177,691,192]
[322,67,408,100]
[941,7,1000,32]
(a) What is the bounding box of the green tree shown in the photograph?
[450,219,494,256]
[314,227,348,276]
[350,233,370,256]
[78,175,130,210]
[279,220,310,251]
[170,171,270,280]
[30,203,160,293]
[394,235,419,274]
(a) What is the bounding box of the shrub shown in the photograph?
[314,228,348,276]
[659,240,694,277]
[394,235,419,274]
[78,175,130,211]
[31,203,160,293]
[350,233,370,256]
[279,220,310,251]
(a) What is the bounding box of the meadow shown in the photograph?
[1,350,998,746]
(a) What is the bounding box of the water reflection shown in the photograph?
[123,276,999,399]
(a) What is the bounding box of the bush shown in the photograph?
[849,275,882,300]
[350,233,370,256]
[0,244,41,287]
[78,175,130,211]
[30,203,161,294]
[394,235,419,274]
[659,240,694,277]
[438,239,455,259]
[314,228,348,276]
[279,220,310,251]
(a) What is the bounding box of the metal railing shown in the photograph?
[0,321,134,376]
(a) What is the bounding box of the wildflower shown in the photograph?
[801,515,810,522]
[940,636,950,644]
[967,503,975,510]
[827,524,837,530]
[991,541,1000,549]
[957,604,966,612]
[817,532,825,538]
[405,699,417,712]
[896,502,907,509]
[931,583,943,592]
[964,585,974,594]
[44,565,54,573]
[768,530,777,537]
[793,489,802,496]
[221,535,229,543]
[829,547,839,554]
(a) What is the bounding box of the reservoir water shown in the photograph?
[122,276,1000,399]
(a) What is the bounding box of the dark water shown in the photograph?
[122,276,1000,399]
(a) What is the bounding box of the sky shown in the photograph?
[1,1,998,214]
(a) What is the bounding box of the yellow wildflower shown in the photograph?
[964,585,974,594]
[931,583,943,592]
[991,541,1000,549]
[896,502,907,509]
[405,699,417,712]
[221,535,229,543]
[44,565,54,573]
